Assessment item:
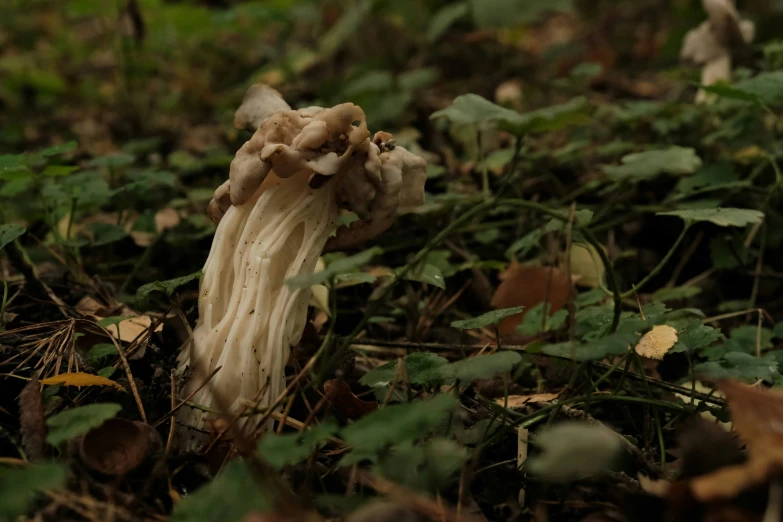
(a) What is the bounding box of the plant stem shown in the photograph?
[620,224,690,299]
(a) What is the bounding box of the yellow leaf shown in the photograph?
[634,325,678,360]
[40,372,125,391]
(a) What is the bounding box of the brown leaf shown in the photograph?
[324,380,378,420]
[18,375,46,461]
[717,379,783,448]
[490,264,572,337]
[79,418,160,475]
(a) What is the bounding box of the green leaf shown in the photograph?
[0,224,25,251]
[403,263,445,289]
[428,2,469,41]
[695,353,779,383]
[506,229,543,258]
[710,235,749,269]
[88,222,128,246]
[605,146,702,181]
[651,286,702,302]
[86,343,117,363]
[42,165,79,177]
[134,271,202,310]
[526,422,621,482]
[360,353,450,388]
[45,403,122,446]
[341,393,458,465]
[517,304,569,336]
[701,82,762,104]
[504,96,590,134]
[0,462,68,520]
[657,208,764,228]
[39,141,77,157]
[440,351,522,383]
[430,93,520,128]
[541,331,638,361]
[170,459,271,522]
[98,367,116,378]
[87,153,135,168]
[334,272,377,286]
[672,320,721,354]
[471,0,572,28]
[451,307,525,329]
[257,420,338,469]
[398,68,439,91]
[673,164,746,199]
[375,438,466,492]
[732,71,783,107]
[286,247,381,289]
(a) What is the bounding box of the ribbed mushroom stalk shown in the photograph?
[680,0,754,103]
[177,86,426,446]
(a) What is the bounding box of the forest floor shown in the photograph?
[2,1,783,521]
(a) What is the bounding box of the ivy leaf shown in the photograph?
[517,304,569,336]
[695,353,779,383]
[360,352,449,388]
[87,153,135,168]
[341,393,457,465]
[605,146,702,181]
[504,96,590,134]
[440,351,522,383]
[0,462,68,520]
[286,247,381,289]
[257,420,338,469]
[45,403,122,446]
[541,331,638,361]
[88,223,128,246]
[451,307,525,329]
[672,320,721,353]
[651,286,702,302]
[39,141,77,157]
[96,316,135,328]
[42,165,79,177]
[134,271,202,310]
[428,2,469,41]
[87,343,117,363]
[375,438,466,493]
[0,224,25,251]
[403,263,446,289]
[430,93,520,128]
[170,459,270,522]
[701,82,763,104]
[732,70,783,107]
[657,208,764,228]
[526,422,621,482]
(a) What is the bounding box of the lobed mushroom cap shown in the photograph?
[207,84,427,250]
[680,0,754,65]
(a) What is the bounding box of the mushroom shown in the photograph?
[177,85,427,445]
[680,0,755,103]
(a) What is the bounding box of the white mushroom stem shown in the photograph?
[681,0,755,104]
[177,170,337,439]
[177,94,426,450]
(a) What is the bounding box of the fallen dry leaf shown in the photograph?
[18,375,46,461]
[634,325,678,360]
[324,380,378,420]
[79,418,160,475]
[75,295,162,343]
[40,372,125,391]
[495,393,560,409]
[491,264,572,337]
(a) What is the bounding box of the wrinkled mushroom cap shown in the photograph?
[207,84,427,250]
[680,0,754,65]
